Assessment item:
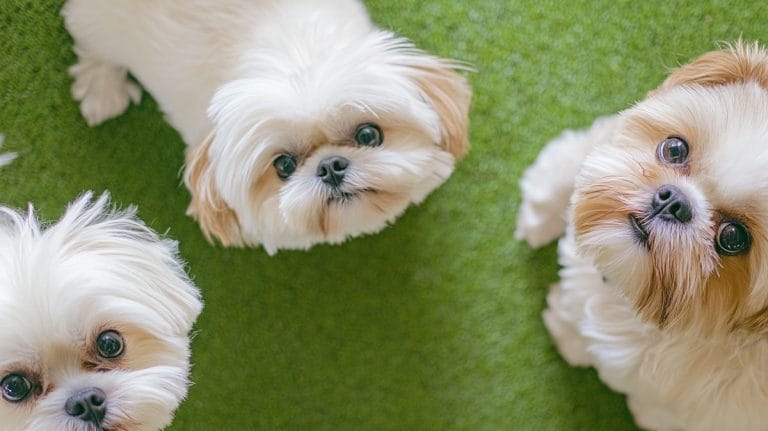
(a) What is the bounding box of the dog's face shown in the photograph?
[573,42,768,334]
[184,32,471,254]
[0,194,202,431]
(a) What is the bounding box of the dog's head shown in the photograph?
[184,31,471,254]
[0,193,202,431]
[573,41,768,334]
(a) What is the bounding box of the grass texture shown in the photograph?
[1,1,765,429]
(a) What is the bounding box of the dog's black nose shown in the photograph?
[651,185,692,223]
[317,156,349,187]
[65,387,107,423]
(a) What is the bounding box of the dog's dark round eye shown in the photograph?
[716,221,750,256]
[96,330,125,359]
[354,123,383,147]
[1,374,32,403]
[657,137,689,164]
[273,154,297,180]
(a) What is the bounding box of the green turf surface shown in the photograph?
[1,1,765,429]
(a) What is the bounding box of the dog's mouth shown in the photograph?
[326,188,377,204]
[629,214,649,246]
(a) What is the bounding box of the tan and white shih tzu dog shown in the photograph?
[516,41,768,431]
[61,0,471,254]
[0,193,203,430]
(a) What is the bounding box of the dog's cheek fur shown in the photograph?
[572,179,652,292]
[243,168,288,250]
[184,133,242,246]
[733,228,768,331]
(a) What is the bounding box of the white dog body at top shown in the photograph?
[62,0,471,254]
[517,42,768,431]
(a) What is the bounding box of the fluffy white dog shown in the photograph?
[0,193,203,431]
[62,0,472,254]
[517,41,768,431]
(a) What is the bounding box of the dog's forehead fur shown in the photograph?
[0,203,195,354]
[208,35,448,166]
[626,82,768,202]
[204,34,457,206]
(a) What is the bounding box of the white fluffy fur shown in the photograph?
[516,57,768,430]
[0,134,18,168]
[0,193,202,430]
[62,0,470,254]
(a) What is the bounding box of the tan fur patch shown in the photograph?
[118,326,186,371]
[658,40,768,92]
[183,132,242,246]
[366,190,400,216]
[84,325,185,371]
[411,62,472,159]
[572,184,628,240]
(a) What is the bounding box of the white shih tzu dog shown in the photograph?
[61,0,472,254]
[0,193,203,431]
[516,41,768,431]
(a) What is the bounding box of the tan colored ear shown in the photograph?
[411,61,472,159]
[183,133,242,246]
[658,40,768,91]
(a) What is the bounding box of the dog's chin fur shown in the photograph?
[517,41,768,430]
[62,0,471,254]
[0,193,202,431]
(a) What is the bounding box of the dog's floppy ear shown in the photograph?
[184,133,242,246]
[410,60,472,159]
[658,40,768,91]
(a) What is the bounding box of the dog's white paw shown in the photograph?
[69,57,141,127]
[515,182,569,248]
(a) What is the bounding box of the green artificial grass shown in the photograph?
[0,1,765,429]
